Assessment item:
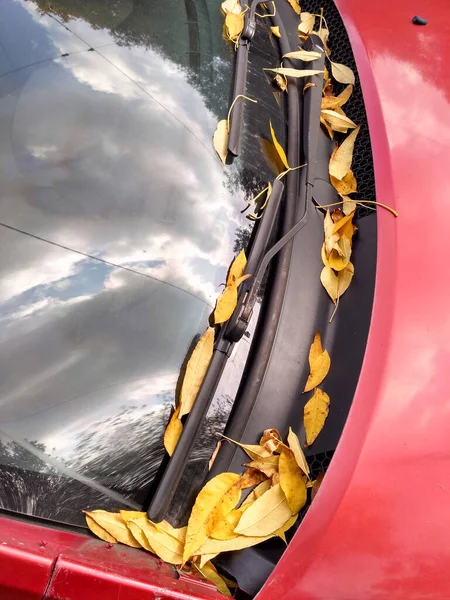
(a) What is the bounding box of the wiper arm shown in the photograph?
[228,0,265,157]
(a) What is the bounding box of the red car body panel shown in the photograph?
[1,1,449,599]
[260,0,450,599]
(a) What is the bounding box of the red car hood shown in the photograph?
[260,1,450,599]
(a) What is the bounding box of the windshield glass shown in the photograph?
[0,0,285,526]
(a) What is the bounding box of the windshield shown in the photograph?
[0,0,285,525]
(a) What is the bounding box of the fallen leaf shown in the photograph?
[303,341,331,392]
[226,249,247,286]
[209,507,246,540]
[270,25,281,38]
[298,12,315,36]
[259,428,282,453]
[126,517,155,552]
[221,435,272,461]
[119,510,147,523]
[328,236,351,271]
[221,0,241,14]
[321,109,357,131]
[238,468,268,489]
[320,262,354,303]
[272,472,280,485]
[179,327,215,418]
[266,68,324,80]
[285,0,301,15]
[324,209,340,255]
[342,196,357,215]
[235,483,292,537]
[259,136,286,175]
[84,511,140,548]
[224,12,245,42]
[330,170,357,195]
[304,388,330,446]
[312,472,326,501]
[331,211,355,236]
[183,473,240,562]
[84,513,117,544]
[212,274,250,325]
[213,119,228,164]
[164,406,183,455]
[279,446,307,514]
[197,514,297,555]
[269,119,289,169]
[330,60,355,85]
[287,427,310,476]
[321,84,353,110]
[137,519,184,564]
[194,561,232,597]
[303,332,331,392]
[199,553,218,568]
[283,50,322,61]
[274,73,287,92]
[320,116,334,139]
[242,478,272,506]
[152,520,187,544]
[316,26,331,55]
[244,455,280,478]
[303,82,318,95]
[329,126,360,180]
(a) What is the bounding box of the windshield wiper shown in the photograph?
[148,23,324,525]
[228,0,265,157]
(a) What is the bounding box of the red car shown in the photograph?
[0,0,448,598]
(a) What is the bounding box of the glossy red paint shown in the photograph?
[259,1,450,599]
[0,515,222,600]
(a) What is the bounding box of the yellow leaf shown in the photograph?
[164,406,183,455]
[213,119,228,165]
[197,515,297,555]
[84,511,140,548]
[220,434,273,461]
[242,478,272,506]
[270,26,281,38]
[136,519,184,565]
[212,285,236,325]
[330,170,357,195]
[285,0,301,14]
[205,477,243,538]
[126,516,155,553]
[120,510,147,522]
[243,455,279,478]
[279,446,307,514]
[342,196,357,215]
[298,12,316,36]
[321,84,353,110]
[328,236,351,272]
[320,262,354,303]
[324,210,339,256]
[273,73,287,93]
[259,428,282,454]
[303,341,331,392]
[321,109,357,131]
[209,507,245,540]
[84,513,117,544]
[179,327,215,418]
[152,520,187,544]
[283,50,322,61]
[221,0,242,14]
[194,562,232,597]
[183,473,240,562]
[235,484,291,537]
[329,126,360,180]
[316,26,330,54]
[269,119,289,170]
[304,388,330,447]
[320,116,334,139]
[308,332,322,368]
[332,211,355,235]
[287,427,310,476]
[238,468,268,489]
[227,249,247,286]
[199,553,218,568]
[266,68,324,80]
[330,60,355,85]
[224,12,245,42]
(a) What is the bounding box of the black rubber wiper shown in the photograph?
[227,0,265,156]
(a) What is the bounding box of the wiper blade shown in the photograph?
[228,0,265,157]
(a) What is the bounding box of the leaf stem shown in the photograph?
[315,199,398,217]
[227,94,258,129]
[276,163,307,180]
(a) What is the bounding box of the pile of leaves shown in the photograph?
[85,0,397,595]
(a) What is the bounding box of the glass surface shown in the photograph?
[0,0,284,525]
